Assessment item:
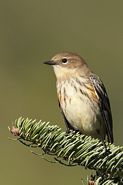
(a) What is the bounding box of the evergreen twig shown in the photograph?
[9,117,123,184]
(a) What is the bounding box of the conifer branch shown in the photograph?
[9,117,123,185]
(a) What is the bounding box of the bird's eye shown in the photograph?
[61,58,68,64]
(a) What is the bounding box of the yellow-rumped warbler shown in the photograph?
[44,52,114,143]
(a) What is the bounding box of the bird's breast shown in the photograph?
[57,78,101,134]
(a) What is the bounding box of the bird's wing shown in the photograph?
[90,73,114,143]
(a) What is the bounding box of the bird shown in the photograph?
[44,52,114,144]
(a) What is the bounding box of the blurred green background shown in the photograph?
[0,0,123,184]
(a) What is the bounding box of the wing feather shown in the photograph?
[90,74,114,143]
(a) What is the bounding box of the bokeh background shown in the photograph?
[0,0,123,184]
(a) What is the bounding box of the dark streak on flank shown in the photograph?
[72,81,78,92]
[75,77,83,86]
[63,87,67,108]
[79,89,90,100]
[58,89,62,105]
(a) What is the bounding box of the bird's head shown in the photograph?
[44,52,90,80]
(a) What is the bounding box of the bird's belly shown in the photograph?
[62,94,100,135]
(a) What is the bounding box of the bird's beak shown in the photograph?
[43,60,56,65]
